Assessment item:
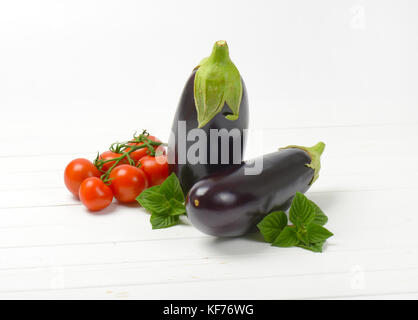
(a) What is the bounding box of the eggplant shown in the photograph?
[185,142,325,237]
[168,40,249,194]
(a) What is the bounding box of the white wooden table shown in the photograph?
[1,0,417,300]
[1,108,417,299]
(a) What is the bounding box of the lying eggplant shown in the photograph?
[168,40,249,194]
[185,142,325,237]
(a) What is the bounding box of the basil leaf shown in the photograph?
[258,193,332,253]
[289,192,316,228]
[136,187,170,214]
[257,211,288,243]
[137,173,187,230]
[272,226,299,247]
[150,214,180,229]
[310,200,328,226]
[169,198,187,216]
[297,241,325,253]
[160,173,184,202]
[306,223,333,243]
[296,229,309,245]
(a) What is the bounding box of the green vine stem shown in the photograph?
[93,130,166,184]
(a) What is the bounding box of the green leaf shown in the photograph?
[258,193,332,253]
[224,63,242,121]
[169,198,186,216]
[289,192,316,228]
[136,187,170,214]
[272,226,299,247]
[150,185,161,192]
[150,214,180,229]
[296,229,309,245]
[136,173,187,230]
[306,223,333,243]
[194,71,226,128]
[280,142,325,184]
[257,211,288,243]
[194,41,242,128]
[310,200,328,226]
[297,241,325,253]
[160,173,184,202]
[225,114,239,121]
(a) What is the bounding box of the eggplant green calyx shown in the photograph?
[281,142,326,184]
[194,40,243,128]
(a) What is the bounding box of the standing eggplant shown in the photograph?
[185,142,325,237]
[168,40,249,194]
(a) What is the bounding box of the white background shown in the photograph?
[0,0,417,299]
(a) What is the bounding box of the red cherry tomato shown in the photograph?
[79,177,113,211]
[98,151,128,172]
[109,165,149,203]
[126,136,165,162]
[138,155,169,187]
[64,158,101,197]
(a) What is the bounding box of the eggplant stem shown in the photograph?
[280,142,326,185]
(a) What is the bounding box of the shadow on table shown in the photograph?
[87,202,119,215]
[201,232,269,256]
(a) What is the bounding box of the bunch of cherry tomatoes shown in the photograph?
[64,132,169,211]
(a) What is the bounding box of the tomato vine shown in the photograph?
[94,130,165,183]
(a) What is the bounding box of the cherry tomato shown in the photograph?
[109,165,149,203]
[138,155,169,187]
[154,143,166,157]
[79,177,113,211]
[98,151,128,172]
[126,136,165,162]
[64,158,101,197]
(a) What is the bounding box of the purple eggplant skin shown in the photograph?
[168,70,249,195]
[185,147,318,237]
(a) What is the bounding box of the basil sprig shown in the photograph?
[136,173,186,229]
[257,192,333,252]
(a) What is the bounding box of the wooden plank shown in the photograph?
[0,265,417,299]
[1,155,417,194]
[0,189,416,264]
[0,120,416,157]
